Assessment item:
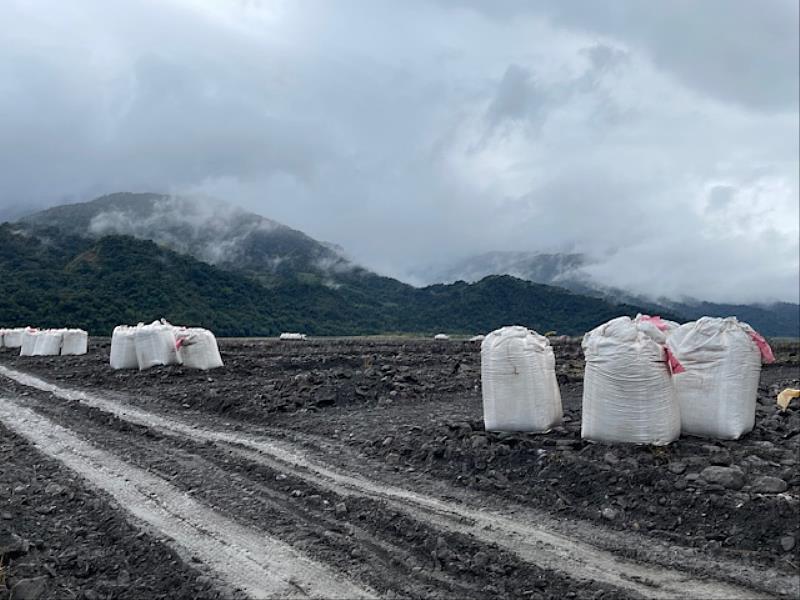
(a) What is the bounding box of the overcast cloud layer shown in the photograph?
[1,0,798,303]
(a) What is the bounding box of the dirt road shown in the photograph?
[1,338,798,599]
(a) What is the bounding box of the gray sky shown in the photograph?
[2,0,798,303]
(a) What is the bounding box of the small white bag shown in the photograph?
[176,328,224,370]
[61,329,88,355]
[135,323,182,370]
[3,328,25,349]
[481,326,563,432]
[32,330,63,356]
[109,326,139,369]
[19,329,40,356]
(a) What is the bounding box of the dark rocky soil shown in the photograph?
[1,381,626,600]
[1,336,798,596]
[0,425,223,600]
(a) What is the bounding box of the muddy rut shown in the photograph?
[2,363,795,599]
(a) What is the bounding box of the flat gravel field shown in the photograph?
[1,337,798,599]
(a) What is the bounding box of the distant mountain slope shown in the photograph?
[0,225,662,336]
[418,250,799,337]
[400,276,665,336]
[20,192,354,286]
[666,301,799,338]
[0,225,280,335]
[413,251,590,288]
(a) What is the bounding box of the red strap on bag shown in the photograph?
[748,330,775,364]
[639,315,669,332]
[664,346,685,375]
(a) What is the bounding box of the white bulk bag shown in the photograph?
[481,326,563,432]
[61,329,88,355]
[176,328,224,370]
[582,316,681,445]
[109,326,139,369]
[19,329,40,356]
[135,324,181,370]
[667,317,774,439]
[3,328,25,349]
[279,333,306,340]
[32,330,63,356]
[434,333,450,341]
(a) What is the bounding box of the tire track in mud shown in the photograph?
[0,364,794,599]
[17,390,569,600]
[0,396,376,600]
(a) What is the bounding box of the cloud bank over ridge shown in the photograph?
[1,0,797,303]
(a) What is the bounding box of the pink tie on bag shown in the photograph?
[639,315,669,332]
[748,330,775,364]
[664,346,685,374]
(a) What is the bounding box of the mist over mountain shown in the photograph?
[412,251,590,289]
[20,192,355,286]
[0,221,657,336]
[414,250,799,337]
[12,193,798,337]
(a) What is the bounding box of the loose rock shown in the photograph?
[9,576,48,600]
[699,466,745,490]
[601,507,618,521]
[751,476,788,494]
[667,462,686,475]
[0,532,29,559]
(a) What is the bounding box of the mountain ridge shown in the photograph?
[11,193,798,337]
[414,250,799,337]
[20,192,356,286]
[0,223,661,336]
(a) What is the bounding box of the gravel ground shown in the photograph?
[0,424,223,600]
[1,337,798,598]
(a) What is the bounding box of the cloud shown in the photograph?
[0,0,797,303]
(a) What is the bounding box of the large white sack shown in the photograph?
[481,326,563,432]
[109,326,139,369]
[176,328,224,370]
[19,329,40,356]
[3,329,25,349]
[61,329,88,355]
[135,324,181,370]
[582,316,681,445]
[667,317,773,440]
[32,330,63,356]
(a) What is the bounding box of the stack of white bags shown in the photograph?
[0,327,88,356]
[480,314,774,444]
[110,320,223,371]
